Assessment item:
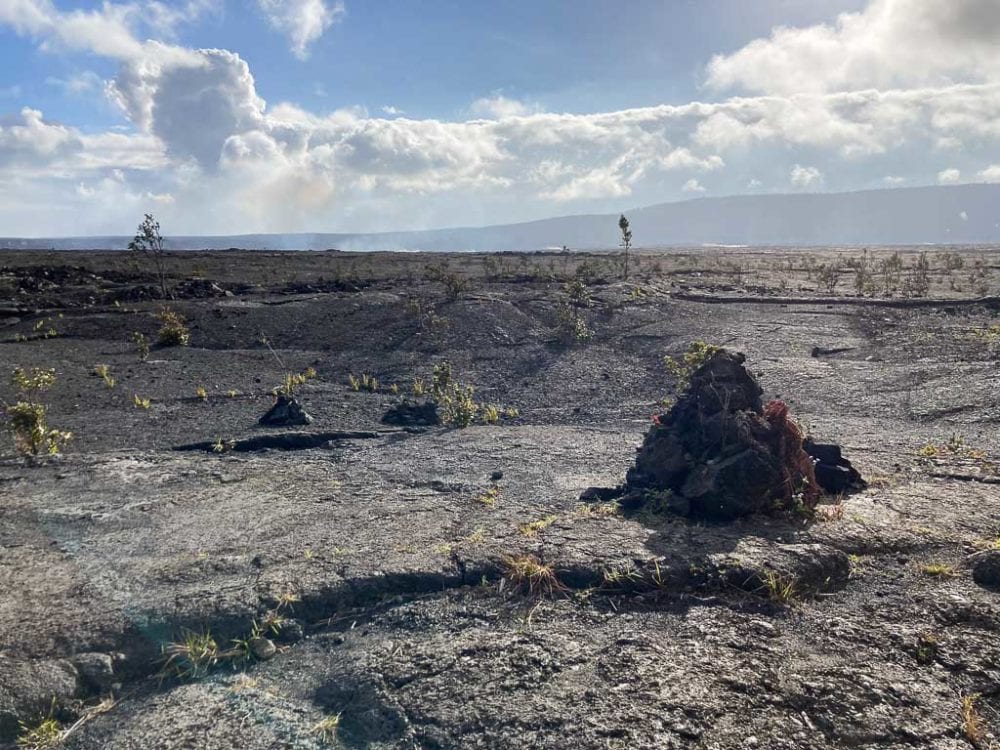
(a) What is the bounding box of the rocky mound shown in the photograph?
[258,394,313,427]
[624,350,823,521]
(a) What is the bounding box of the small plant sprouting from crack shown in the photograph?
[131,331,150,361]
[760,570,797,604]
[961,693,985,746]
[93,364,115,389]
[16,701,61,750]
[663,340,722,393]
[311,713,342,742]
[348,373,379,392]
[921,562,956,577]
[274,367,317,397]
[160,628,221,680]
[475,486,501,508]
[916,632,939,665]
[518,515,557,537]
[500,555,566,597]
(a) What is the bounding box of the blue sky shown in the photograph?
[0,0,998,235]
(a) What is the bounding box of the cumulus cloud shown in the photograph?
[257,0,345,59]
[2,0,1000,235]
[706,0,1000,96]
[790,164,823,188]
[937,167,961,184]
[977,164,1000,182]
[0,107,81,166]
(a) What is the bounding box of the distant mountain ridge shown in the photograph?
[2,183,998,252]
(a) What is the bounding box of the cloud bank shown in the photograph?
[1,0,999,236]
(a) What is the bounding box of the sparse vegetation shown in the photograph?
[961,694,985,745]
[663,340,721,392]
[348,373,379,392]
[156,308,190,347]
[128,213,170,299]
[311,713,342,742]
[760,569,797,604]
[131,331,150,361]
[133,394,152,410]
[93,364,115,389]
[160,628,221,679]
[921,562,956,577]
[2,368,72,457]
[500,554,565,597]
[518,515,557,537]
[474,485,501,508]
[618,213,632,280]
[16,711,61,750]
[275,367,317,396]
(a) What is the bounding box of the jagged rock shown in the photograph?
[972,550,1000,590]
[258,394,313,427]
[381,399,440,426]
[625,350,820,521]
[804,438,866,493]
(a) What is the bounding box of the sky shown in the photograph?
[0,0,999,236]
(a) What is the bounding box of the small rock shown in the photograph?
[250,637,277,660]
[490,470,503,482]
[972,550,1000,590]
[381,399,440,427]
[275,619,304,643]
[71,652,115,694]
[258,394,313,427]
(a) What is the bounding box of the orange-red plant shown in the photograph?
[763,399,820,508]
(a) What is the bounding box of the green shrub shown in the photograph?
[3,368,72,457]
[156,308,190,347]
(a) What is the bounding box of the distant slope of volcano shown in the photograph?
[3,183,998,251]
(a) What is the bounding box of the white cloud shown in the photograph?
[381,105,403,116]
[2,0,1000,235]
[0,107,81,166]
[937,167,961,184]
[790,164,823,188]
[707,0,1000,96]
[470,95,538,120]
[977,164,1000,182]
[257,0,345,60]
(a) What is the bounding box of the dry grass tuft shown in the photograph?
[500,555,566,597]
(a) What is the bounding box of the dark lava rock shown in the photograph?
[71,652,115,694]
[625,350,819,521]
[274,618,304,643]
[258,394,313,427]
[804,438,865,493]
[0,659,78,742]
[381,399,440,427]
[972,550,1000,589]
